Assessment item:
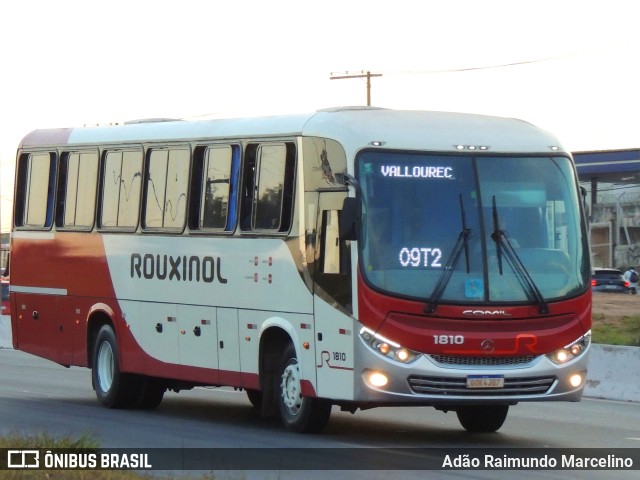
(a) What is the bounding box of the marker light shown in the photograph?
[454,145,490,151]
[359,327,420,364]
[546,331,591,365]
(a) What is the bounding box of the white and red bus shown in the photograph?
[9,107,591,433]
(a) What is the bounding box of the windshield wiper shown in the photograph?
[491,196,549,314]
[425,195,471,314]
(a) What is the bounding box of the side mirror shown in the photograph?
[339,197,360,241]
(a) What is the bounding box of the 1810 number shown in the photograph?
[433,335,464,345]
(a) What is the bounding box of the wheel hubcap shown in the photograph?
[97,341,114,392]
[281,360,302,415]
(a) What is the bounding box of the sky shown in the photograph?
[1,0,639,233]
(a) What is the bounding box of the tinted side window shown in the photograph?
[200,145,235,230]
[255,144,286,230]
[241,142,295,233]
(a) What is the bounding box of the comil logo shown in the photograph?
[7,450,40,469]
[462,309,511,317]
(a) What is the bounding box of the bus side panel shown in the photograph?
[102,235,314,386]
[217,308,241,386]
[314,297,356,400]
[12,292,72,366]
[10,232,115,366]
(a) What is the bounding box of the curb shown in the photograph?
[584,344,640,402]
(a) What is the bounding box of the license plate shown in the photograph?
[466,375,505,389]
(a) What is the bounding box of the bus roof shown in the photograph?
[19,106,566,157]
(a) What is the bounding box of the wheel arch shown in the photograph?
[86,303,116,366]
[258,324,293,386]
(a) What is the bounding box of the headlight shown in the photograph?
[359,327,420,364]
[546,331,591,365]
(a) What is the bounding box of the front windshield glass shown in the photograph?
[357,151,589,304]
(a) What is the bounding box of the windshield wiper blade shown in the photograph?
[490,196,549,314]
[425,195,471,314]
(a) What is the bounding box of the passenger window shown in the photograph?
[241,142,295,233]
[143,147,189,230]
[201,146,233,230]
[58,151,98,228]
[101,150,143,229]
[14,152,56,229]
[255,144,287,230]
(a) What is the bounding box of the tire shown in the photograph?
[456,405,509,433]
[92,325,142,409]
[246,389,263,410]
[137,376,165,410]
[278,343,331,433]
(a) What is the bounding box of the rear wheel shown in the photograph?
[278,343,331,433]
[137,376,165,409]
[456,405,509,433]
[92,325,141,408]
[246,389,263,409]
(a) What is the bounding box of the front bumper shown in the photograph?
[352,334,590,406]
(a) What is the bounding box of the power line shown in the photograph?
[330,71,383,106]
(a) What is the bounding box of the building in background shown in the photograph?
[575,149,640,269]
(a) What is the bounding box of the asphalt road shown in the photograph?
[1,349,639,479]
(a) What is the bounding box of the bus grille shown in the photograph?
[428,354,536,367]
[408,375,556,396]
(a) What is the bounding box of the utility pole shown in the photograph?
[330,71,382,106]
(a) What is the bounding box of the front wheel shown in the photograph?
[278,343,331,433]
[456,405,509,433]
[246,389,263,409]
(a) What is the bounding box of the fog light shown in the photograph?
[368,372,389,387]
[569,373,583,387]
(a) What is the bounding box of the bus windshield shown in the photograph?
[357,151,589,305]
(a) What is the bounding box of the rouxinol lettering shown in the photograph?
[130,254,228,284]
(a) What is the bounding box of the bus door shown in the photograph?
[312,191,355,399]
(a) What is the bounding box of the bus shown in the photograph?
[9,107,591,433]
